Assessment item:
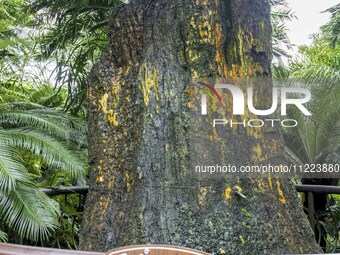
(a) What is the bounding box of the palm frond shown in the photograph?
[0,229,7,242]
[0,183,60,241]
[0,109,87,146]
[0,86,28,103]
[0,135,32,194]
[321,4,340,48]
[270,0,295,58]
[283,78,340,166]
[4,128,86,179]
[27,0,123,113]
[290,43,340,81]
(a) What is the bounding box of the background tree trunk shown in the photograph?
[80,0,322,254]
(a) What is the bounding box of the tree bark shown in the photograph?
[80,0,322,254]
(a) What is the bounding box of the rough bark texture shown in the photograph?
[80,0,322,254]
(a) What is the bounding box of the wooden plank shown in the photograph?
[0,244,210,255]
[0,243,103,255]
[106,245,210,255]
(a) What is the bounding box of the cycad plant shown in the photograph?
[280,77,340,250]
[283,78,340,167]
[0,84,87,242]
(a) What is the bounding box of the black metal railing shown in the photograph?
[39,184,340,229]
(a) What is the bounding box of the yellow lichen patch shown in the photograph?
[190,16,196,29]
[209,128,221,142]
[111,84,121,99]
[232,27,265,77]
[186,87,192,95]
[198,187,208,205]
[139,64,159,109]
[277,180,286,204]
[99,196,109,211]
[140,64,151,106]
[269,139,282,156]
[198,21,212,43]
[153,68,159,100]
[108,112,119,126]
[252,143,266,162]
[235,185,243,192]
[225,187,232,200]
[191,69,200,78]
[219,249,225,254]
[194,0,209,6]
[231,116,240,132]
[96,176,104,183]
[268,176,273,189]
[99,93,119,126]
[257,179,265,192]
[96,159,104,183]
[214,22,225,76]
[124,171,132,192]
[239,235,245,244]
[99,93,109,114]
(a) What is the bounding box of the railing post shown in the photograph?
[308,191,315,232]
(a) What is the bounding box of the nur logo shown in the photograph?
[196,82,311,128]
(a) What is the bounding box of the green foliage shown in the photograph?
[272,64,291,79]
[49,194,83,249]
[282,78,340,166]
[321,4,340,48]
[0,0,89,246]
[290,41,340,81]
[0,0,31,52]
[26,0,296,112]
[270,0,296,59]
[0,229,7,242]
[289,4,340,82]
[0,183,60,241]
[319,198,340,253]
[0,85,87,242]
[28,0,123,113]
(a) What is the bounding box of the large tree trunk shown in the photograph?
[80,0,322,254]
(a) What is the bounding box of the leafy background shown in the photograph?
[0,0,339,252]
